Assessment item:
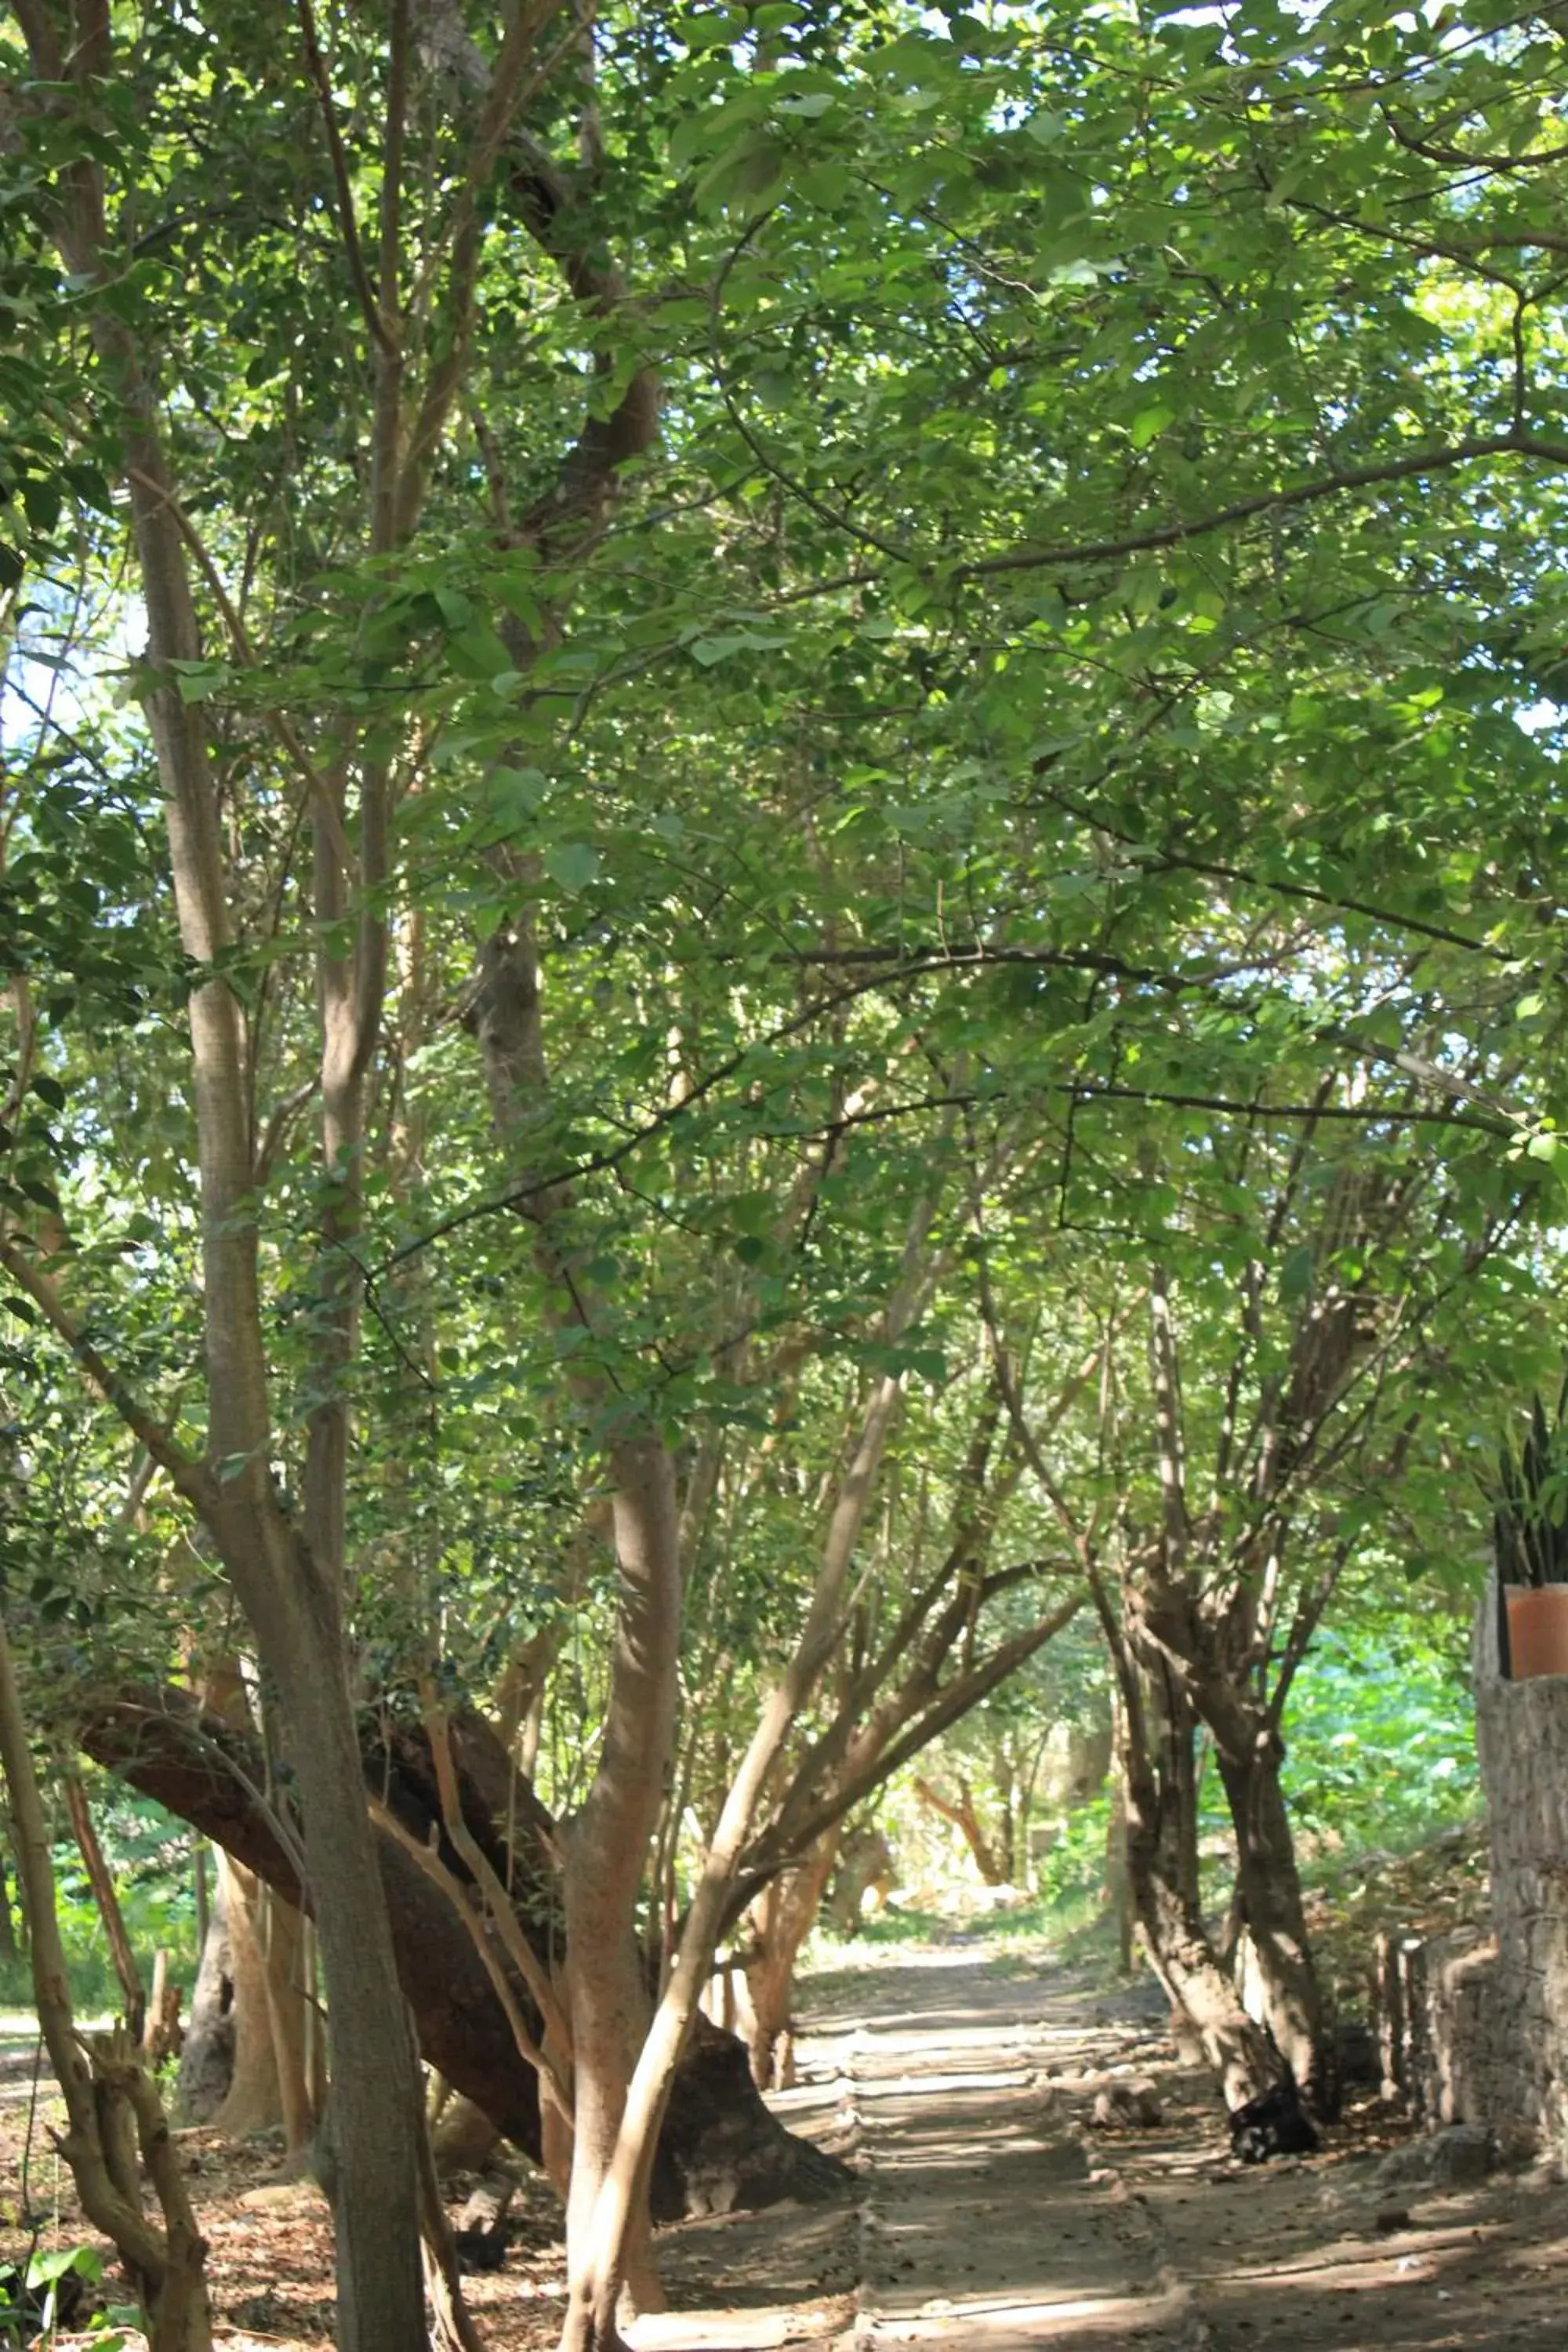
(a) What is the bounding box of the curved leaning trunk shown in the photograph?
[77,1684,849,2219]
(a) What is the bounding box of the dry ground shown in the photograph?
[5,1929,1568,2351]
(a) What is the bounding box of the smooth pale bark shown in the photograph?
[176,1856,235,2120]
[212,1858,278,2136]
[0,1612,212,2352]
[741,1832,844,2092]
[11,8,430,2325]
[258,1889,316,2162]
[209,1863,315,2160]
[557,1440,683,2351]
[556,1334,932,2350]
[469,898,687,2347]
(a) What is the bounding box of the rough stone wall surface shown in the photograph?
[1378,1927,1512,2131]
[1475,1668,1568,2165]
[1372,1588,1568,2167]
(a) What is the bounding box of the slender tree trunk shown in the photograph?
[0,1612,212,2352]
[143,1948,183,2067]
[913,1774,1009,1885]
[0,1847,20,1964]
[212,1858,279,2136]
[1109,1712,1133,1966]
[176,1858,234,2122]
[209,1864,314,2157]
[1210,1709,1332,2113]
[64,1773,146,2038]
[741,1831,843,2091]
[558,1439,682,2352]
[259,1889,316,2164]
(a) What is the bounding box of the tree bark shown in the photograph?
[206,1861,314,2158]
[1210,1708,1332,2114]
[556,1439,682,2348]
[0,1847,19,1964]
[64,1773,145,2038]
[0,1613,212,2352]
[913,1774,1009,1884]
[1117,1664,1283,2111]
[211,1857,278,2136]
[78,1685,847,2220]
[741,1831,843,2091]
[176,1856,234,2122]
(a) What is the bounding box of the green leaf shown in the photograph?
[543,841,599,892]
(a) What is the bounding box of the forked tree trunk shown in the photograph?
[1118,1668,1283,2111]
[1210,1710,1332,2113]
[913,1774,1009,1884]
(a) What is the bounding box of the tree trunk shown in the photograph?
[1117,1668,1283,2111]
[913,1774,1009,1884]
[557,1437,683,2352]
[79,1682,851,2216]
[1103,1682,1135,1969]
[206,1863,314,2157]
[0,1613,212,2352]
[741,1830,843,2090]
[824,1823,894,1936]
[259,1886,316,2163]
[64,1774,145,2038]
[176,1858,235,2122]
[1210,1710,1333,2114]
[0,1846,20,1964]
[143,1949,184,2067]
[212,1859,279,2136]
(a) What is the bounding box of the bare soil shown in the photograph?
[5,1931,1568,2350]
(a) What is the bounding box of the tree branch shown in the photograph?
[963,428,1568,580]
[0,1236,214,1514]
[295,0,398,358]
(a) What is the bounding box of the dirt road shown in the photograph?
[8,1944,1568,2349]
[643,1940,1568,2351]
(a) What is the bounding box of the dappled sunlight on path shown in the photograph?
[638,1940,1568,2350]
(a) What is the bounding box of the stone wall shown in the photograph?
[1376,1925,1514,2131]
[1473,1668,1568,2163]
[1379,1592,1568,2168]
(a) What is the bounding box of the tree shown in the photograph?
[7,2,1568,2339]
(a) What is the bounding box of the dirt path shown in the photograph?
[8,1947,1568,2349]
[642,1940,1568,2351]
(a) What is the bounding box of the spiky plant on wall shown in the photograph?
[1490,1381,1568,1675]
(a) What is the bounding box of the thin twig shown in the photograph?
[295,0,398,356]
